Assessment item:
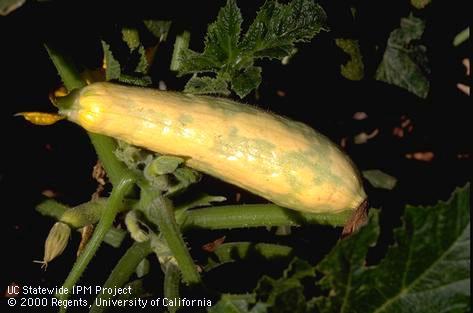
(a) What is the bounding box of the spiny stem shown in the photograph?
[89,240,152,313]
[57,176,135,312]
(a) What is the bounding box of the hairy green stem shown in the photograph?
[89,240,152,313]
[149,193,201,285]
[164,263,182,313]
[57,176,135,312]
[45,44,131,186]
[39,198,351,230]
[36,199,69,220]
[88,134,131,187]
[183,204,352,230]
[45,45,86,91]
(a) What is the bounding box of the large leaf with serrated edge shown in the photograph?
[315,184,470,313]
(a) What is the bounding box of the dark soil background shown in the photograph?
[0,0,470,312]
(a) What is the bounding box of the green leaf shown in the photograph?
[177,0,327,98]
[241,0,327,59]
[135,46,149,74]
[125,210,149,242]
[207,0,242,64]
[171,31,191,71]
[335,38,364,81]
[118,74,152,86]
[166,167,202,195]
[209,294,268,313]
[231,66,262,98]
[114,140,153,172]
[135,259,150,278]
[147,155,184,175]
[315,184,470,313]
[255,258,315,313]
[103,226,127,248]
[362,169,397,190]
[205,242,293,271]
[144,20,172,42]
[184,76,230,95]
[453,27,469,47]
[101,40,121,81]
[375,14,430,98]
[117,279,149,300]
[411,0,431,9]
[175,193,227,212]
[122,27,140,51]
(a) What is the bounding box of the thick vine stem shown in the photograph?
[182,204,352,230]
[89,240,152,313]
[38,198,352,230]
[164,262,182,313]
[57,176,135,312]
[149,192,201,285]
[45,44,132,186]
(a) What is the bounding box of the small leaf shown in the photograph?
[125,210,149,243]
[176,193,227,212]
[231,66,262,98]
[453,27,469,47]
[209,294,268,313]
[206,0,243,65]
[135,259,150,278]
[375,14,430,98]
[114,140,153,172]
[166,168,202,195]
[171,31,191,71]
[122,27,140,51]
[117,279,148,300]
[362,169,397,190]
[135,46,150,74]
[255,258,315,313]
[184,76,230,95]
[411,0,431,9]
[103,227,127,248]
[147,155,184,175]
[144,20,172,42]
[101,40,121,81]
[118,74,152,86]
[335,38,364,81]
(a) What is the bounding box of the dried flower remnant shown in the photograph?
[202,236,226,252]
[35,222,71,269]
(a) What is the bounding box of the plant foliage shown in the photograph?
[176,0,328,98]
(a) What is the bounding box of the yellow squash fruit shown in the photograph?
[56,82,367,215]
